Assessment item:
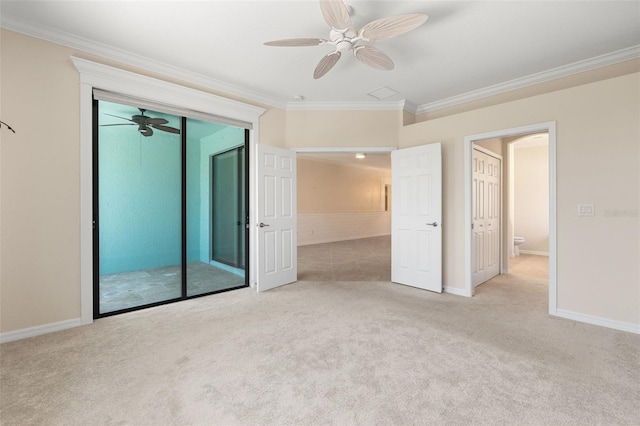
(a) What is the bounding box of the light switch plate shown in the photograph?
[577,204,595,216]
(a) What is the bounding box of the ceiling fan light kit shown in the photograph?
[264,0,428,79]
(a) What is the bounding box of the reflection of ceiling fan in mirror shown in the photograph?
[101,108,181,137]
[264,0,428,79]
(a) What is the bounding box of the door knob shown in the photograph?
[426,222,438,227]
[259,222,270,228]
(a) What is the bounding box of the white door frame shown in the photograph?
[464,122,557,316]
[72,57,265,324]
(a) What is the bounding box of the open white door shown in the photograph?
[472,147,501,287]
[391,142,442,292]
[256,144,297,291]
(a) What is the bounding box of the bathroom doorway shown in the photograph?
[464,122,557,314]
[472,132,549,281]
[509,133,550,266]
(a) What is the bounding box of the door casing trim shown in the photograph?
[72,57,265,325]
[463,121,557,317]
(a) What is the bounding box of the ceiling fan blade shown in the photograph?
[100,123,136,127]
[353,45,394,70]
[264,38,326,47]
[359,13,428,42]
[313,51,341,79]
[319,0,352,30]
[104,113,134,123]
[151,124,181,134]
[146,117,169,125]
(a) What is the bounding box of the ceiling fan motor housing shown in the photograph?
[330,28,357,52]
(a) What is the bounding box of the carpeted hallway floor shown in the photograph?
[1,247,638,425]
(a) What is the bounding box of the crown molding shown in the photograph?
[416,45,640,115]
[285,100,408,111]
[4,15,638,116]
[0,16,416,114]
[1,16,288,110]
[72,57,265,125]
[2,16,415,113]
[402,100,418,115]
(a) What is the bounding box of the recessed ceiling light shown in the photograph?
[293,94,305,101]
[355,153,366,159]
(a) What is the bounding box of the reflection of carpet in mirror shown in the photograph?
[99,262,245,313]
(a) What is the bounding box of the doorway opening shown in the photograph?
[294,148,394,281]
[472,134,550,287]
[93,99,249,317]
[508,133,550,271]
[464,122,557,315]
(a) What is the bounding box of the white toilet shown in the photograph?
[514,236,525,256]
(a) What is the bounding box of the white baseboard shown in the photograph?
[555,309,639,334]
[519,250,549,256]
[444,286,470,297]
[0,318,82,344]
[297,211,391,246]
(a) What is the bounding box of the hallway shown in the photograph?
[297,235,391,281]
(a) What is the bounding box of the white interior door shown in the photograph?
[472,148,501,287]
[391,142,442,293]
[256,144,297,291]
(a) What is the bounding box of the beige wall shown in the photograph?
[0,30,284,333]
[475,138,504,156]
[284,109,401,149]
[297,157,391,245]
[1,29,639,334]
[1,30,83,331]
[258,107,287,148]
[297,158,390,212]
[400,73,639,326]
[514,144,549,253]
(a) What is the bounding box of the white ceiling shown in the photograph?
[2,1,639,112]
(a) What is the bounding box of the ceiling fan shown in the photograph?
[101,108,181,137]
[264,0,428,79]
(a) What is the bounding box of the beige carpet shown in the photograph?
[1,271,639,424]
